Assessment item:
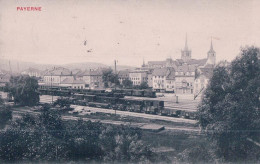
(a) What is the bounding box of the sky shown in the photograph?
[0,0,260,67]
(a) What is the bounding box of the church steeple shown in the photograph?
[181,33,192,62]
[209,37,215,53]
[206,37,216,65]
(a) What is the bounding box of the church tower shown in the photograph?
[206,38,216,65]
[181,34,192,62]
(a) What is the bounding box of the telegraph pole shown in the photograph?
[51,73,53,104]
[114,60,117,115]
[114,60,117,74]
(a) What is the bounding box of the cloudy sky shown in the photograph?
[0,0,260,66]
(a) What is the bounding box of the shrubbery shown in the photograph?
[0,106,156,163]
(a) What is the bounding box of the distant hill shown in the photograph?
[110,65,137,71]
[62,62,108,70]
[0,59,55,73]
[0,59,136,73]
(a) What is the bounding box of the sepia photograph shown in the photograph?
[0,0,259,163]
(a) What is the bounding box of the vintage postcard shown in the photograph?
[0,0,259,163]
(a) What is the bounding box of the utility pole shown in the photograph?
[51,73,53,104]
[9,60,12,74]
[114,60,117,115]
[114,60,117,74]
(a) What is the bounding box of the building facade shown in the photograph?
[78,69,103,89]
[129,71,148,86]
[145,35,217,94]
[43,67,74,86]
[21,68,42,78]
[118,70,130,84]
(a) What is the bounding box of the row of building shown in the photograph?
[117,37,216,95]
[16,37,219,96]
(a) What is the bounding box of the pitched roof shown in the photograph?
[148,61,166,66]
[44,67,72,76]
[61,78,85,84]
[71,69,83,75]
[176,64,196,72]
[152,68,175,79]
[197,67,213,79]
[186,59,207,66]
[152,68,168,76]
[118,70,130,77]
[79,69,102,76]
[166,70,175,80]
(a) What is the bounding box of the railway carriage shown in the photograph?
[143,100,164,114]
[143,89,156,98]
[124,99,144,113]
[132,90,144,97]
[84,95,96,103]
[122,89,133,96]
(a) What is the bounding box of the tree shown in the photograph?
[6,76,39,106]
[122,79,133,89]
[0,96,12,129]
[0,105,157,163]
[53,98,72,111]
[197,46,260,161]
[139,82,149,89]
[102,68,120,88]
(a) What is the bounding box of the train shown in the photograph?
[38,86,196,119]
[38,86,156,98]
[58,92,164,115]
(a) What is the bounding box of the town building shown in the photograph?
[174,64,196,94]
[78,69,103,89]
[146,35,217,94]
[118,69,130,84]
[194,67,213,96]
[60,78,85,89]
[43,67,74,86]
[129,70,148,86]
[165,70,175,92]
[152,68,175,92]
[147,72,153,88]
[21,67,42,78]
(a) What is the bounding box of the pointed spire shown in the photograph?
[208,37,215,53]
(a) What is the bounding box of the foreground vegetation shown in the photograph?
[1,103,215,163]
[0,105,161,163]
[197,46,260,162]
